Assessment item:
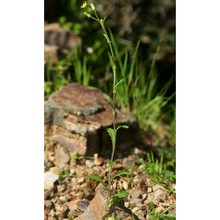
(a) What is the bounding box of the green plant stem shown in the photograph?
[93,10,117,162]
[84,4,119,192]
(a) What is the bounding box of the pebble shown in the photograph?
[44,190,50,199]
[156,205,164,213]
[132,206,139,214]
[55,146,70,168]
[78,177,85,184]
[152,186,167,204]
[50,166,60,175]
[59,195,68,202]
[122,180,129,190]
[147,187,153,193]
[44,200,52,208]
[77,201,89,211]
[153,184,166,191]
[68,200,79,211]
[44,171,59,191]
[85,160,94,168]
[57,184,66,193]
[48,152,55,161]
[94,154,104,166]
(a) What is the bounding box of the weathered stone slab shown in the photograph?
[75,184,109,220]
[45,83,138,156]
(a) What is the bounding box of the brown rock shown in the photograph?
[94,154,104,166]
[75,185,109,220]
[44,23,82,65]
[68,199,80,211]
[45,23,82,51]
[45,83,138,157]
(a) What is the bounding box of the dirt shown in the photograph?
[44,139,176,220]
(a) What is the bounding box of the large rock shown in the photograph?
[44,23,82,64]
[45,83,138,156]
[75,185,109,220]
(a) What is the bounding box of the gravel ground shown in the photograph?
[44,139,176,220]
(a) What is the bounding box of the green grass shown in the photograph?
[146,202,175,220]
[140,152,176,188]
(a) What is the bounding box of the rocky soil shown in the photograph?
[44,140,176,220]
[44,83,176,219]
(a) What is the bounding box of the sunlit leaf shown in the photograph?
[110,190,128,204]
[112,169,131,179]
[116,125,129,132]
[107,128,115,148]
[88,174,104,185]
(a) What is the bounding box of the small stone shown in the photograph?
[75,185,109,220]
[70,168,76,174]
[44,190,50,199]
[49,166,60,175]
[156,205,164,213]
[124,201,129,208]
[122,156,137,168]
[44,211,48,220]
[68,200,79,211]
[48,152,55,162]
[142,192,147,200]
[57,184,66,193]
[132,189,141,198]
[112,163,123,171]
[44,200,52,208]
[59,195,68,202]
[122,180,129,190]
[133,147,143,155]
[147,187,153,193]
[78,177,85,184]
[152,184,167,204]
[49,209,56,217]
[94,156,104,166]
[44,171,59,191]
[55,146,70,168]
[132,206,139,214]
[153,184,165,191]
[77,201,89,211]
[85,160,94,168]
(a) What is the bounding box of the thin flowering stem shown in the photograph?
[82,2,119,191]
[86,3,117,162]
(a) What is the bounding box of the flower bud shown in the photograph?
[90,3,96,11]
[84,12,91,18]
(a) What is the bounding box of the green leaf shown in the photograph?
[107,128,115,148]
[115,78,125,91]
[116,125,129,132]
[112,169,131,180]
[110,190,128,204]
[106,159,116,169]
[88,174,104,185]
[108,53,116,70]
[64,169,70,175]
[72,151,78,163]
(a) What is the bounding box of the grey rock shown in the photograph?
[44,171,59,191]
[55,146,70,168]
